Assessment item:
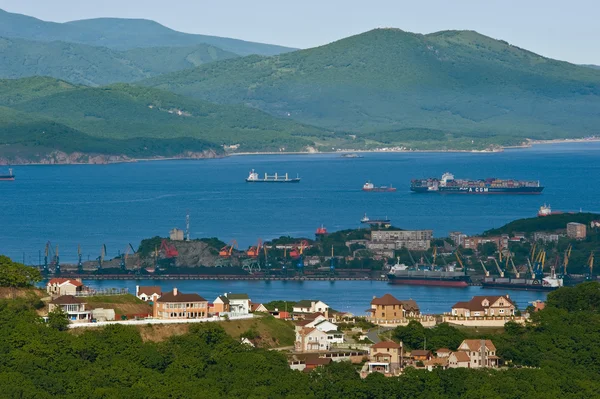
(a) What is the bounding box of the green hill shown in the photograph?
[0,9,295,56]
[0,36,238,85]
[143,29,600,148]
[0,77,326,163]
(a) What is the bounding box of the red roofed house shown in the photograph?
[367,294,420,323]
[48,295,91,323]
[451,295,515,318]
[46,278,84,297]
[448,339,499,369]
[448,351,471,368]
[153,288,208,319]
[366,340,403,375]
[250,303,268,313]
[136,285,162,302]
[295,327,330,352]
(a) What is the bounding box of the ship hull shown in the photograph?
[246,179,300,183]
[388,274,470,287]
[0,176,15,181]
[363,188,397,192]
[411,186,543,194]
[481,281,559,291]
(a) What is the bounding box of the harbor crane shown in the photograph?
[493,258,504,278]
[96,244,106,270]
[43,242,59,274]
[587,251,595,280]
[455,249,467,275]
[532,250,546,280]
[562,244,572,276]
[508,254,520,278]
[77,244,83,273]
[247,239,263,258]
[219,240,237,258]
[160,239,178,258]
[329,245,336,276]
[479,260,490,277]
[290,240,308,259]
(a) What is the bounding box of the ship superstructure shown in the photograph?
[0,168,15,181]
[411,172,543,194]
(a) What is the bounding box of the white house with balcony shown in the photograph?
[48,295,91,323]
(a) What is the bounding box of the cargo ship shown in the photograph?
[537,204,563,217]
[0,168,14,181]
[246,169,300,183]
[387,263,471,287]
[362,181,397,192]
[360,213,391,227]
[411,172,543,194]
[481,274,562,291]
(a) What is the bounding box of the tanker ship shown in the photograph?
[411,172,543,194]
[246,169,300,183]
[362,181,397,192]
[387,263,471,287]
[0,168,14,181]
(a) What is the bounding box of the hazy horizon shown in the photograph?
[1,0,599,64]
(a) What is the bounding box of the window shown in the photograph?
[499,309,504,314]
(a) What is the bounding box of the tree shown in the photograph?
[47,307,70,331]
[0,255,42,288]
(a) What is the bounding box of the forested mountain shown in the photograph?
[0,9,295,56]
[0,77,324,163]
[144,29,600,144]
[0,36,238,85]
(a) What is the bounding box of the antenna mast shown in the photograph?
[186,210,190,241]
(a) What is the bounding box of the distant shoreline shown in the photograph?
[4,137,599,166]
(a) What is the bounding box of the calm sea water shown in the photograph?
[80,279,546,315]
[1,142,599,264]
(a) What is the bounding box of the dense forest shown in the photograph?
[1,252,600,398]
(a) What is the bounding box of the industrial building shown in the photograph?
[567,222,586,239]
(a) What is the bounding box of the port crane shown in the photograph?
[77,244,83,273]
[247,239,262,258]
[219,240,238,258]
[329,245,336,276]
[119,244,136,272]
[455,249,467,275]
[508,254,520,278]
[96,244,106,271]
[561,244,572,276]
[43,242,60,274]
[479,260,490,277]
[492,258,504,278]
[586,251,594,281]
[290,240,308,259]
[532,250,546,280]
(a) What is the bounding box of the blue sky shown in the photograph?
[1,0,599,64]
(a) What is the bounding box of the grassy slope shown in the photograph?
[0,9,296,56]
[484,213,600,235]
[0,36,238,86]
[143,29,600,144]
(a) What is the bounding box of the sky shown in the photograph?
[1,0,599,64]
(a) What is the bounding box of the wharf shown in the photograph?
[61,274,390,281]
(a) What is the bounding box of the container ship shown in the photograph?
[362,181,397,192]
[246,169,300,183]
[0,168,14,181]
[387,263,471,287]
[481,275,562,291]
[410,172,543,194]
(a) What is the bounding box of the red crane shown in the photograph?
[160,239,179,258]
[219,240,238,258]
[290,240,309,259]
[247,238,263,258]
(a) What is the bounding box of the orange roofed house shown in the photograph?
[366,341,403,376]
[153,288,208,319]
[46,278,84,297]
[451,295,515,318]
[136,285,162,302]
[367,294,420,324]
[448,339,499,368]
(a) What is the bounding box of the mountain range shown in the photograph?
[1,9,600,163]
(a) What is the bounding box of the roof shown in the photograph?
[411,350,431,357]
[50,295,85,305]
[371,341,401,349]
[47,278,83,287]
[399,299,420,312]
[306,357,332,366]
[295,319,314,327]
[461,339,497,352]
[371,294,403,306]
[436,348,451,353]
[451,351,471,362]
[157,290,207,303]
[305,312,325,320]
[250,303,265,312]
[226,293,249,300]
[137,286,161,296]
[215,295,230,304]
[452,295,514,312]
[295,300,317,308]
[424,358,448,367]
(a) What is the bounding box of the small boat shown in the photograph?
[0,168,15,181]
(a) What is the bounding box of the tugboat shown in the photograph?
[0,168,15,181]
[246,169,300,183]
[362,181,397,192]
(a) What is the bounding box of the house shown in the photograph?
[241,337,255,347]
[367,294,420,323]
[448,351,471,368]
[366,341,403,375]
[213,295,230,314]
[250,303,268,313]
[456,340,499,368]
[305,357,332,371]
[294,314,327,331]
[48,295,91,323]
[135,285,162,302]
[451,295,515,318]
[46,278,84,296]
[295,327,330,352]
[293,300,330,315]
[295,314,344,345]
[567,222,587,239]
[531,300,546,312]
[269,309,290,319]
[411,350,432,362]
[91,308,116,322]
[424,357,449,371]
[153,288,208,319]
[436,348,451,358]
